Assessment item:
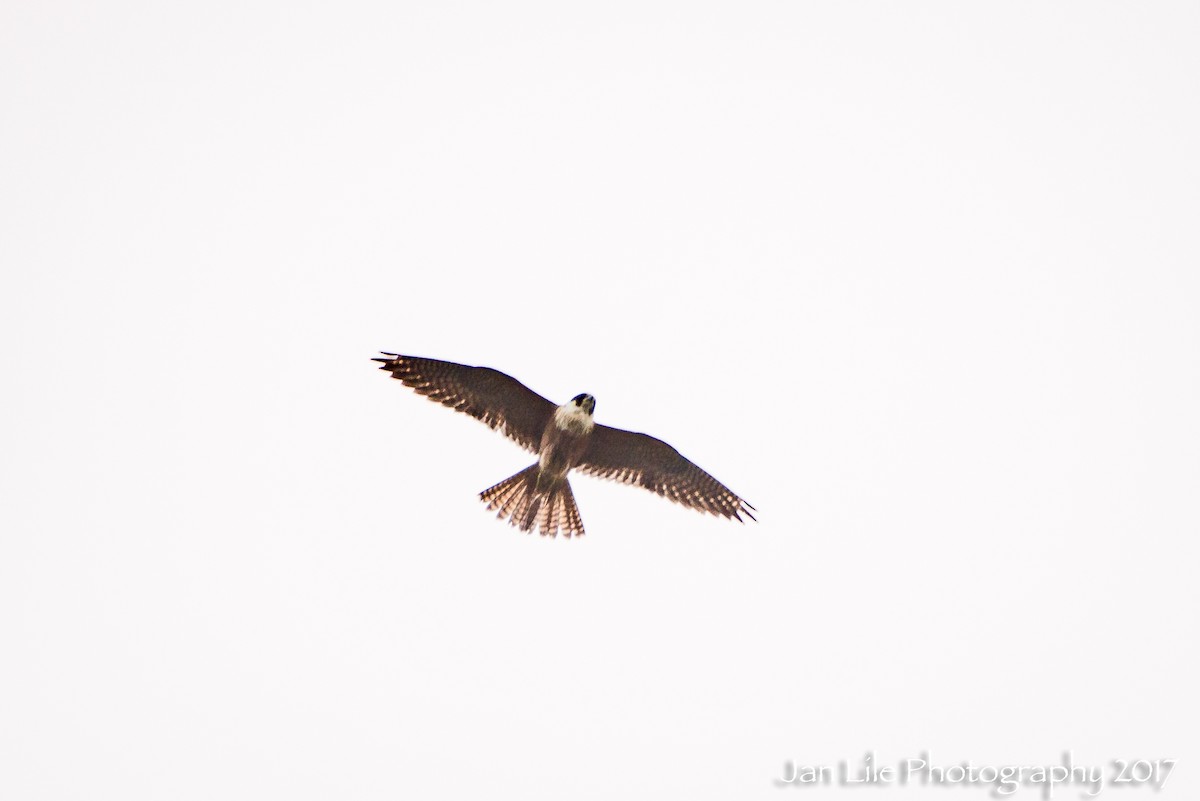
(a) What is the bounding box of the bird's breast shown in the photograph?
[539,420,592,476]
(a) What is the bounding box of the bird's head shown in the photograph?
[571,393,596,415]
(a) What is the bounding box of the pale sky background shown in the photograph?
[2,2,1198,799]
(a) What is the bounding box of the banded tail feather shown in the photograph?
[480,464,586,538]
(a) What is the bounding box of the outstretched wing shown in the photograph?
[577,425,755,522]
[373,353,555,455]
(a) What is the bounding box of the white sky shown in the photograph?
[2,2,1198,799]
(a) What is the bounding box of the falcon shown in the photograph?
[373,353,755,538]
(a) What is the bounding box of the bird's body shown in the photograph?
[373,353,754,537]
[540,398,595,476]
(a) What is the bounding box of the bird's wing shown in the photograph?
[577,424,755,521]
[373,353,555,455]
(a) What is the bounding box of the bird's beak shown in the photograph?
[586,397,596,415]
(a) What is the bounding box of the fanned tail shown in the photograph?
[479,465,585,538]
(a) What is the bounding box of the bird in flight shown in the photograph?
[373,353,755,538]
